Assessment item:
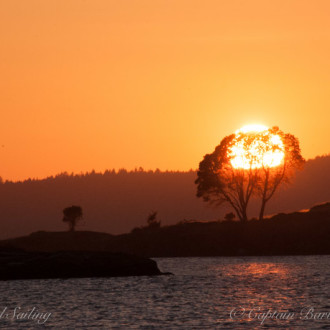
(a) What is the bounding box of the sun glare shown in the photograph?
[235,124,269,134]
[229,125,285,169]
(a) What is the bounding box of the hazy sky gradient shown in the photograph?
[1,0,330,180]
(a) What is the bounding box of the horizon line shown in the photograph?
[1,153,329,184]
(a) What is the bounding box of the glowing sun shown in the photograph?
[228,125,285,169]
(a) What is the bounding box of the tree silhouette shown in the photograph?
[195,134,257,222]
[62,205,83,232]
[255,127,305,220]
[196,126,304,222]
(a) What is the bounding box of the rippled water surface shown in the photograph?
[1,256,330,328]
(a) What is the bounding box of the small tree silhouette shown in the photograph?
[63,205,83,232]
[224,212,236,222]
[147,211,161,229]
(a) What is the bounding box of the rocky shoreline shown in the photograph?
[0,250,164,280]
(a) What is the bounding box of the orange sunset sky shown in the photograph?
[1,0,330,181]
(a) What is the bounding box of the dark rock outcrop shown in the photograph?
[0,250,163,280]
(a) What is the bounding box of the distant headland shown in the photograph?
[1,202,329,258]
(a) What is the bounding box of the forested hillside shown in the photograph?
[0,155,329,239]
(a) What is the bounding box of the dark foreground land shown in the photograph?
[0,250,163,280]
[1,202,330,258]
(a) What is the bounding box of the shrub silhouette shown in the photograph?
[224,212,236,221]
[147,211,161,229]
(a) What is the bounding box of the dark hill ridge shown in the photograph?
[0,155,329,240]
[1,202,330,257]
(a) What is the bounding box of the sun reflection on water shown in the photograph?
[222,262,289,278]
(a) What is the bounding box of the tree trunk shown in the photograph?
[259,169,269,221]
[259,199,266,221]
[233,210,243,222]
[69,221,75,232]
[241,206,248,222]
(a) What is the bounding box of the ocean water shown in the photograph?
[0,256,330,328]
